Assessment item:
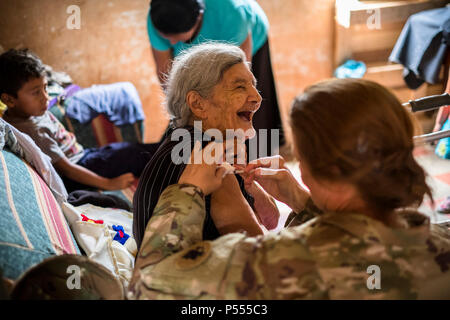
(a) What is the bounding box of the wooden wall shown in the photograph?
[0,0,335,144]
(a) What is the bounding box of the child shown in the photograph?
[0,49,160,192]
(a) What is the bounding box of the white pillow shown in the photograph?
[61,202,137,289]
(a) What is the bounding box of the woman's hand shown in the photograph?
[243,156,310,213]
[178,141,227,195]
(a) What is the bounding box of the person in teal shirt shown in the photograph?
[147,0,285,156]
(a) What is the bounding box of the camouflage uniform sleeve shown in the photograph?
[128,185,327,300]
[284,197,322,228]
[129,184,206,293]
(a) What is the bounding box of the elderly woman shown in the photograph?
[129,78,450,299]
[133,43,280,249]
[147,0,285,154]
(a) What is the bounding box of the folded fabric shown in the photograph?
[66,82,145,126]
[389,7,450,89]
[61,202,137,289]
[68,190,131,211]
[0,118,68,204]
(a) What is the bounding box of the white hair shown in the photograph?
[164,42,247,127]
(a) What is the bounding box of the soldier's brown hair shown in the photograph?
[289,78,432,214]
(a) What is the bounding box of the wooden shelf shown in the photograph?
[336,0,449,27]
[334,0,449,67]
[334,0,448,133]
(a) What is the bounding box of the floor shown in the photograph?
[273,143,450,232]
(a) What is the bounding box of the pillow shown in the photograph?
[61,202,137,289]
[0,149,80,280]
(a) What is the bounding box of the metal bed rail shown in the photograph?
[402,93,450,145]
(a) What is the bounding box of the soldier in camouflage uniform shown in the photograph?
[128,184,450,299]
[128,79,450,300]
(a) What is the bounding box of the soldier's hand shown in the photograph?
[244,155,286,172]
[243,155,288,200]
[243,157,310,212]
[179,141,227,195]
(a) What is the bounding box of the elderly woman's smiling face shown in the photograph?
[191,62,262,139]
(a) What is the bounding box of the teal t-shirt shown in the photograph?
[147,0,269,57]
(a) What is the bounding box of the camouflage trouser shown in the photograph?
[7,254,124,300]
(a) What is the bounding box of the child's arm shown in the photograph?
[54,156,135,190]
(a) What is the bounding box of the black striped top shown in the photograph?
[132,126,254,249]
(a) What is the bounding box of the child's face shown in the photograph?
[8,76,49,118]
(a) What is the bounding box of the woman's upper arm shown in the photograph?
[210,174,263,236]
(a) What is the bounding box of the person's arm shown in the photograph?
[244,156,310,213]
[240,33,253,62]
[433,106,450,132]
[244,158,320,228]
[129,146,325,299]
[53,156,134,190]
[129,184,325,300]
[130,183,208,286]
[210,174,264,236]
[244,180,280,230]
[130,142,226,294]
[151,47,173,89]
